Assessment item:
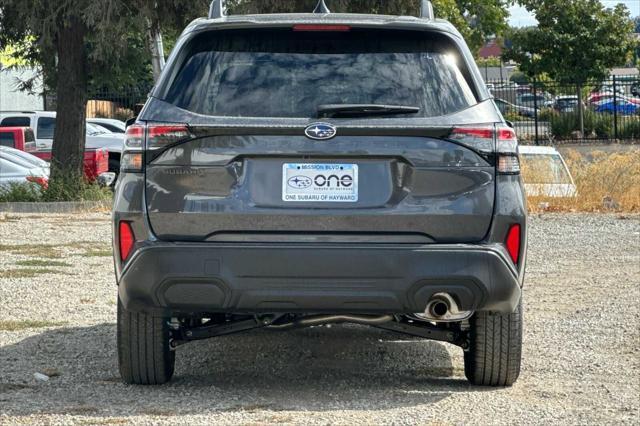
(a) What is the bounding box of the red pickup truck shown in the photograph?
[0,127,108,182]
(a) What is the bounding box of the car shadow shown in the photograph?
[0,322,495,417]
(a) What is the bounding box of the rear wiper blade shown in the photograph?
[317,104,420,118]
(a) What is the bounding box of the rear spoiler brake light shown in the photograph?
[293,24,351,31]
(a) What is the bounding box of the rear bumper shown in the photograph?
[118,242,522,317]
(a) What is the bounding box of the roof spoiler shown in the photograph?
[208,0,435,20]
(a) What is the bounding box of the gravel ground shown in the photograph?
[0,213,638,425]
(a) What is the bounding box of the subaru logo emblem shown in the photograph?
[287,176,313,189]
[305,123,336,140]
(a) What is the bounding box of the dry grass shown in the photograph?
[15,259,72,268]
[523,149,640,213]
[0,268,73,279]
[0,320,66,331]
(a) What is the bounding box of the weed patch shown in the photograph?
[0,244,62,258]
[0,268,71,278]
[0,320,66,331]
[82,249,113,257]
[15,259,72,268]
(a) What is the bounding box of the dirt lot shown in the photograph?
[0,213,638,425]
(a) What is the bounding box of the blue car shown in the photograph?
[594,99,639,115]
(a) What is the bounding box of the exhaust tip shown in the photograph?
[429,300,449,318]
[414,292,474,322]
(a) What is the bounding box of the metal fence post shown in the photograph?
[612,75,618,141]
[533,78,539,145]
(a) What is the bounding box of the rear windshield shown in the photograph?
[162,29,478,118]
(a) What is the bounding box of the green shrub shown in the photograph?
[0,182,43,202]
[549,110,613,139]
[538,108,557,122]
[0,179,112,203]
[504,111,524,122]
[619,118,640,139]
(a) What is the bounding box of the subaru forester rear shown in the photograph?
[113,0,527,386]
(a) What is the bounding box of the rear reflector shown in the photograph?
[119,221,135,262]
[505,224,521,264]
[293,24,351,31]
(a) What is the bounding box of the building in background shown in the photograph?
[0,66,44,111]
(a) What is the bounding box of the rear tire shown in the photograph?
[117,297,175,385]
[464,299,522,386]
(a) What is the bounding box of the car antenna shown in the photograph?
[420,0,435,19]
[209,0,225,19]
[313,0,331,14]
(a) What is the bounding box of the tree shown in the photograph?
[0,0,208,198]
[228,0,513,53]
[503,0,635,136]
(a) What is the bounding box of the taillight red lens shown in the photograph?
[505,224,521,264]
[448,126,495,153]
[146,124,192,149]
[293,24,351,31]
[119,221,135,261]
[26,176,49,189]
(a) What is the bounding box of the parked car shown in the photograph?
[593,98,640,115]
[0,125,109,182]
[495,98,536,117]
[589,91,640,106]
[0,127,37,152]
[88,118,126,134]
[32,148,109,182]
[113,0,527,387]
[0,146,49,190]
[552,96,580,113]
[519,146,576,197]
[516,93,553,108]
[0,111,124,172]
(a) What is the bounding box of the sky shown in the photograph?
[509,0,640,27]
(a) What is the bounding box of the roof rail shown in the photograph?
[313,0,330,14]
[420,0,435,20]
[209,0,225,19]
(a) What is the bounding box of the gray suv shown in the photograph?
[113,0,527,386]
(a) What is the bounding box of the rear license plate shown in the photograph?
[282,163,358,202]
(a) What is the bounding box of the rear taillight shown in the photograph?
[26,176,48,189]
[124,125,144,149]
[118,221,135,262]
[505,224,521,264]
[448,124,520,174]
[121,123,192,173]
[147,124,192,149]
[121,152,143,172]
[448,125,495,153]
